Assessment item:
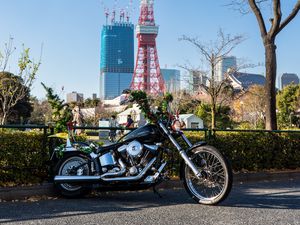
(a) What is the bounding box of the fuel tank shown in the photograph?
[119,124,165,143]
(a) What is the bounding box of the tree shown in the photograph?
[180,30,244,129]
[169,91,201,115]
[0,72,34,124]
[0,38,40,125]
[229,0,300,130]
[41,83,72,132]
[84,98,100,108]
[232,85,266,128]
[276,84,300,128]
[196,103,232,129]
[29,97,52,124]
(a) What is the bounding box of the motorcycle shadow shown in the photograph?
[0,189,194,224]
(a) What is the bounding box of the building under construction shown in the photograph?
[100,10,134,100]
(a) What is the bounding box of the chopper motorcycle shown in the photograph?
[53,92,232,205]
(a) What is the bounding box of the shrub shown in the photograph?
[0,129,299,186]
[0,130,49,186]
[168,130,300,173]
[206,131,300,171]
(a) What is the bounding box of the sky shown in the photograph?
[0,0,299,100]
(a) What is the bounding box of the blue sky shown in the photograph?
[0,0,299,100]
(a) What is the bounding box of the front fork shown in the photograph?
[158,122,202,178]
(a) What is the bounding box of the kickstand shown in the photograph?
[153,186,163,198]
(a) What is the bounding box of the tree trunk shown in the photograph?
[1,113,8,125]
[211,103,216,130]
[264,41,278,130]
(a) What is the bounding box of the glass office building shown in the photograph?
[100,22,134,99]
[216,56,237,81]
[160,69,181,93]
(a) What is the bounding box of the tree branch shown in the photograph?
[248,0,268,39]
[276,0,300,35]
[269,0,282,38]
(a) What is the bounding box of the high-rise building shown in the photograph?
[180,71,194,93]
[281,73,299,89]
[100,18,134,100]
[216,56,237,81]
[92,93,97,100]
[191,70,207,92]
[66,92,84,103]
[161,69,180,93]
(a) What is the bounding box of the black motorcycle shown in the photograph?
[53,93,232,205]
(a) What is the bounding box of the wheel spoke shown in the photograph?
[185,148,230,203]
[58,156,89,192]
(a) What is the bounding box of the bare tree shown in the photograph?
[228,0,300,130]
[179,30,245,129]
[0,40,41,125]
[0,37,16,72]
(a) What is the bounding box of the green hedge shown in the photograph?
[0,130,299,186]
[0,130,49,186]
[182,131,300,171]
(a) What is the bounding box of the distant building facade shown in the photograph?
[161,69,180,93]
[228,72,266,90]
[180,71,194,93]
[191,70,207,92]
[66,92,84,103]
[216,56,237,81]
[281,73,299,89]
[92,93,97,100]
[100,21,134,100]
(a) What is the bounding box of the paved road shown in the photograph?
[0,178,299,225]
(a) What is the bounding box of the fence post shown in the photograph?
[208,129,212,140]
[43,126,48,156]
[48,126,55,158]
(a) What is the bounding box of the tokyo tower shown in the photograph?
[130,0,165,94]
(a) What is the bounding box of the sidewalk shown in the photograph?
[0,170,299,201]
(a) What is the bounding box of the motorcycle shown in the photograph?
[53,91,232,205]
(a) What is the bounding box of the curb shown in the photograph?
[0,170,299,201]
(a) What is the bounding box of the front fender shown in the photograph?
[179,141,207,180]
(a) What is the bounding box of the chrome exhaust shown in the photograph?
[54,158,156,183]
[54,175,101,183]
[54,159,126,184]
[101,157,156,182]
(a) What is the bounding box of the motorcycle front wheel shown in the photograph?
[54,154,91,197]
[182,145,232,205]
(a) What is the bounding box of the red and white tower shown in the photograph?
[130,0,165,94]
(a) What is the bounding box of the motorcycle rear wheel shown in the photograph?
[54,154,91,197]
[182,145,232,205]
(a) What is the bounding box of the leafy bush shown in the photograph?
[201,131,300,171]
[0,130,49,186]
[0,129,299,186]
[169,130,300,173]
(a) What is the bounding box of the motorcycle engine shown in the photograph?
[118,140,158,176]
[126,141,143,158]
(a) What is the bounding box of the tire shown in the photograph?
[54,154,91,198]
[182,145,232,205]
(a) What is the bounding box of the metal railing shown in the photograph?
[1,124,299,140]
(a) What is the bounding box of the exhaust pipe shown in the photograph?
[54,175,102,183]
[54,158,156,184]
[54,158,126,184]
[102,157,156,182]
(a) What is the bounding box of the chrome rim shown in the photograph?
[185,150,227,202]
[58,156,89,191]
